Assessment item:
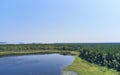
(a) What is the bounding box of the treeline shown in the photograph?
[79,43,120,71]
[0,43,81,52]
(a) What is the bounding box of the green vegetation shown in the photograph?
[65,56,120,75]
[0,50,78,56]
[0,44,79,56]
[79,44,120,71]
[0,43,120,74]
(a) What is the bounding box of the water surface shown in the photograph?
[0,54,76,75]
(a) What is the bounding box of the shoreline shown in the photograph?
[0,50,79,57]
[65,56,120,75]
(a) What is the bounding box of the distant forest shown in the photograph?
[0,43,120,71]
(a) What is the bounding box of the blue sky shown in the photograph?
[0,0,120,43]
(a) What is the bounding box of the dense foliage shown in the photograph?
[0,43,80,52]
[79,43,120,71]
[0,43,120,71]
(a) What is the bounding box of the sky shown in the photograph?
[0,0,120,43]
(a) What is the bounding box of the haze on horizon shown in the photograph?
[0,0,120,43]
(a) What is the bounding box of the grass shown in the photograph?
[0,50,78,56]
[65,56,120,75]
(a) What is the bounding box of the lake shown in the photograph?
[0,54,78,75]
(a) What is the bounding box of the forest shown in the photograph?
[79,43,120,71]
[0,43,120,72]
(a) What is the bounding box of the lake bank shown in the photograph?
[65,56,120,75]
[0,50,79,57]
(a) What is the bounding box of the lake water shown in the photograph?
[0,54,77,75]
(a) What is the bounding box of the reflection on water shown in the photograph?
[0,54,75,75]
[62,71,78,75]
